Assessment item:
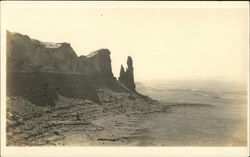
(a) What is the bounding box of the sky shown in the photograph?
[2,2,249,81]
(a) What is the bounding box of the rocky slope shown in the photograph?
[7,89,169,146]
[6,31,169,146]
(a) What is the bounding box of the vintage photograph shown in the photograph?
[1,1,248,149]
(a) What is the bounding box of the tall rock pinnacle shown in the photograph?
[118,56,136,91]
[119,65,125,82]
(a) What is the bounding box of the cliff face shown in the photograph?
[7,31,115,79]
[118,56,136,91]
[86,49,114,79]
[6,31,134,106]
[7,31,79,73]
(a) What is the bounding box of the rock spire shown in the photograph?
[118,56,136,91]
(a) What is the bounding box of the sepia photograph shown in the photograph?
[1,1,249,157]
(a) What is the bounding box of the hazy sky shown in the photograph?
[2,2,249,80]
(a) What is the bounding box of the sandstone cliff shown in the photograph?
[86,49,114,79]
[6,31,138,106]
[7,31,79,73]
[7,31,115,79]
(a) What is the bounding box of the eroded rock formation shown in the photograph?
[118,56,136,91]
[86,49,114,79]
[7,31,115,80]
[7,31,79,73]
[6,31,130,105]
